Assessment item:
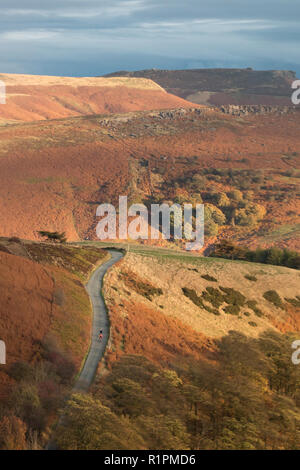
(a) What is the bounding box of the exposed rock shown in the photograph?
[218,105,296,116]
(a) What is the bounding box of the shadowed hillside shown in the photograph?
[0,238,107,449]
[105,68,297,106]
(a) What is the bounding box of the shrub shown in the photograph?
[246,300,263,317]
[38,231,67,243]
[204,220,219,237]
[191,175,207,191]
[201,274,218,282]
[224,304,240,315]
[211,192,231,208]
[219,287,246,307]
[205,204,226,225]
[182,287,220,315]
[244,275,257,282]
[228,189,243,202]
[121,271,163,301]
[235,203,266,226]
[202,287,224,308]
[263,290,284,309]
[182,287,205,308]
[285,296,300,308]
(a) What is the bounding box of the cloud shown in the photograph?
[1,30,61,41]
[0,0,299,76]
[1,1,147,19]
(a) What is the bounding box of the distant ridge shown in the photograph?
[104,68,297,106]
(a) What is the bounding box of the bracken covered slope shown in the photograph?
[0,107,299,249]
[0,73,198,123]
[0,239,107,398]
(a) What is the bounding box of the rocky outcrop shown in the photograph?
[218,105,296,116]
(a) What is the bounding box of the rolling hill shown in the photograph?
[0,73,198,124]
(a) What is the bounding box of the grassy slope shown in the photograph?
[102,249,300,368]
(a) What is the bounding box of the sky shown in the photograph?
[0,0,300,76]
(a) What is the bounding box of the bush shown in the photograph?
[285,296,300,308]
[246,300,263,317]
[219,287,246,308]
[235,203,266,226]
[202,287,225,308]
[182,287,204,308]
[38,231,67,244]
[224,304,240,315]
[201,274,218,282]
[205,204,226,225]
[228,189,243,202]
[182,287,220,315]
[263,290,284,309]
[244,275,257,282]
[211,192,231,208]
[204,220,219,237]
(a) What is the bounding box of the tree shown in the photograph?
[55,393,145,450]
[211,192,231,208]
[205,204,226,225]
[191,174,207,191]
[205,221,219,237]
[136,415,190,450]
[235,203,266,226]
[38,231,67,243]
[0,415,27,450]
[228,189,243,202]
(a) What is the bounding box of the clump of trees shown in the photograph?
[210,240,300,270]
[0,335,76,450]
[54,331,300,450]
[204,204,226,237]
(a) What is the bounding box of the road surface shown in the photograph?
[74,249,124,392]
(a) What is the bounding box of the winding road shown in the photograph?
[74,249,124,392]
